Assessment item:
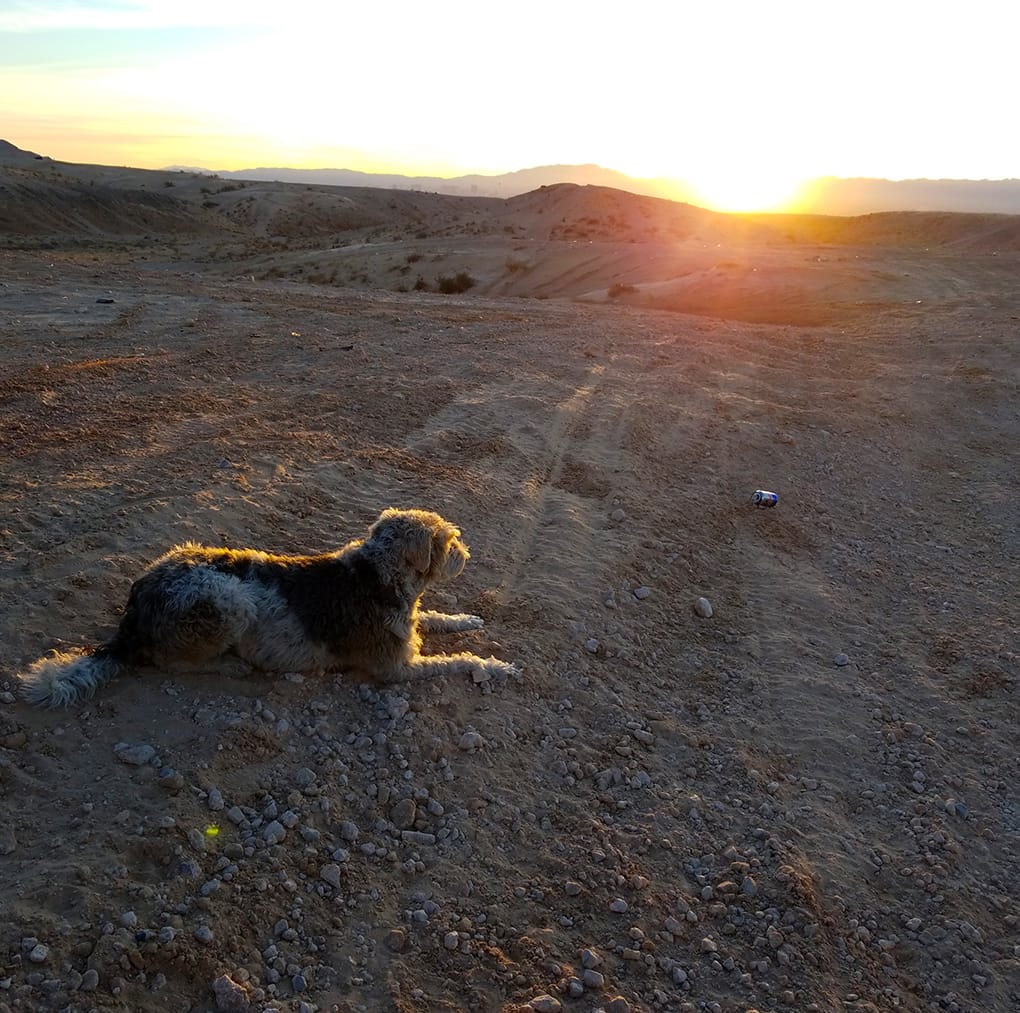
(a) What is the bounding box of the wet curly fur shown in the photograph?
[20,508,518,708]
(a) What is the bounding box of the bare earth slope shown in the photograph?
[0,241,1017,1013]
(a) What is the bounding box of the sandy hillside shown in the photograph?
[0,150,1018,1013]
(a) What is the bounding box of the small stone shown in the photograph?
[391,798,417,829]
[320,864,342,889]
[212,973,251,1012]
[633,586,651,600]
[81,969,99,991]
[385,928,407,952]
[604,998,631,1013]
[292,974,307,993]
[694,597,713,618]
[295,767,317,787]
[581,947,602,968]
[114,742,156,766]
[584,638,600,654]
[700,937,717,953]
[194,925,214,945]
[188,827,207,853]
[567,977,585,998]
[207,788,225,811]
[833,652,850,667]
[443,931,460,950]
[609,897,628,913]
[0,827,16,855]
[582,968,605,988]
[458,730,484,751]
[340,821,359,842]
[610,508,626,522]
[120,911,138,928]
[27,944,49,963]
[564,881,582,896]
[400,830,436,846]
[529,996,562,1013]
[262,820,286,845]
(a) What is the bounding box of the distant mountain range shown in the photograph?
[165,161,1020,216]
[4,138,1019,216]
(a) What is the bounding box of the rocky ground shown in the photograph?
[0,161,1018,1013]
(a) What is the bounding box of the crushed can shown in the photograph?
[753,490,778,508]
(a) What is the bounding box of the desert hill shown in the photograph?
[0,142,1017,1012]
[3,141,1020,327]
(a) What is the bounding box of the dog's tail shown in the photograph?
[20,645,128,708]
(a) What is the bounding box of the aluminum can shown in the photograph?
[752,490,778,508]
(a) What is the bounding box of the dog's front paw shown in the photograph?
[474,656,520,684]
[460,614,485,630]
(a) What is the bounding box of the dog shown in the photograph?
[20,508,518,708]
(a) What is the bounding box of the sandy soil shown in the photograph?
[1,154,1018,1013]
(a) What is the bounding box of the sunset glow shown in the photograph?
[1,1,1016,212]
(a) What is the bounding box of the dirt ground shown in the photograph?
[1,176,1018,1013]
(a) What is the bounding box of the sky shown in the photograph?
[1,0,1016,212]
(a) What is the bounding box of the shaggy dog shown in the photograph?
[20,508,517,708]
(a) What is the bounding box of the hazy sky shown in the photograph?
[1,0,1015,210]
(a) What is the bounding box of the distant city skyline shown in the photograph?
[2,0,1016,212]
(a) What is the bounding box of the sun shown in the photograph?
[688,168,806,214]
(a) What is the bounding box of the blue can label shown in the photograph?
[753,490,778,508]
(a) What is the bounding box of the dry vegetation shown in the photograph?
[0,144,1017,1013]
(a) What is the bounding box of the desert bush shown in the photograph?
[413,275,430,291]
[436,271,476,294]
[504,256,530,274]
[608,282,637,298]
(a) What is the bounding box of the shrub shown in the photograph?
[608,282,636,298]
[413,275,430,291]
[436,271,476,294]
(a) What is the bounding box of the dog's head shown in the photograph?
[367,508,469,585]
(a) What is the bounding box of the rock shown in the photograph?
[207,788,225,811]
[320,864,342,889]
[694,597,713,618]
[458,730,484,751]
[391,798,417,829]
[833,652,850,667]
[582,968,605,988]
[529,996,562,1013]
[385,928,407,952]
[564,881,582,896]
[114,743,156,766]
[700,937,717,953]
[633,586,651,600]
[262,820,286,845]
[0,827,16,855]
[609,897,628,913]
[400,830,436,847]
[80,969,99,992]
[339,821,359,842]
[212,973,251,1012]
[295,767,317,787]
[194,925,214,945]
[610,508,626,522]
[27,943,49,963]
[605,998,631,1013]
[443,931,459,950]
